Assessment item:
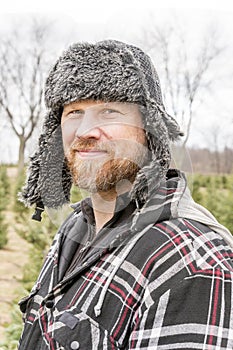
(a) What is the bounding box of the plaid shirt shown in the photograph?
[18,170,233,350]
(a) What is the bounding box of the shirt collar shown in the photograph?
[80,191,133,227]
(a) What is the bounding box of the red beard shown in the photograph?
[65,139,147,193]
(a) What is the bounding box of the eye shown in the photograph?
[67,109,84,119]
[101,108,123,118]
[103,108,117,113]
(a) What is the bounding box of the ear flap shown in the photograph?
[159,108,184,141]
[38,124,72,208]
[19,109,72,210]
[19,146,43,207]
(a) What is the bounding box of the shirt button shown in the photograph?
[45,300,55,309]
[70,341,80,349]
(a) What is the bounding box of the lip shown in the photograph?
[77,150,108,159]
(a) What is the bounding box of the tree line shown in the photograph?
[172,145,233,174]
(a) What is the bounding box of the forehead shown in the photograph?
[62,99,142,113]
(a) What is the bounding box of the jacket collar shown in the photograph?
[131,169,186,231]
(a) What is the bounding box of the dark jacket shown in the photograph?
[18,170,233,350]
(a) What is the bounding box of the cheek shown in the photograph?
[118,125,146,145]
[104,124,123,139]
[105,124,146,142]
[135,127,147,145]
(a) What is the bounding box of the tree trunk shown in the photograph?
[18,137,26,175]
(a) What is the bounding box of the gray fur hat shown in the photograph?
[20,39,183,219]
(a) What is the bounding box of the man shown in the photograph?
[19,40,233,349]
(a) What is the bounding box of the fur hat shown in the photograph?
[20,40,183,219]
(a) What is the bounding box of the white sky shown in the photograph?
[0,0,233,163]
[1,0,233,13]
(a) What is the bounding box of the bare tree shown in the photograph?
[206,120,233,173]
[0,20,51,173]
[138,21,224,148]
[223,146,233,174]
[211,125,221,173]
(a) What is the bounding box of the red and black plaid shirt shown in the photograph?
[18,170,233,349]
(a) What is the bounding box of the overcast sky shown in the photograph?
[0,0,233,163]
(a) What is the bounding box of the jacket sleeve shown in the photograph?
[126,268,233,349]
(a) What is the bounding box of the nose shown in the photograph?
[75,113,102,140]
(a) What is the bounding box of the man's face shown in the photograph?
[61,99,148,193]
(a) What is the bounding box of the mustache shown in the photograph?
[70,139,115,152]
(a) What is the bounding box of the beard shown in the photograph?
[65,138,148,193]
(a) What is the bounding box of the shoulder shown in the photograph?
[132,218,233,298]
[151,218,233,269]
[141,218,233,279]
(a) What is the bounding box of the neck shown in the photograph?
[91,190,117,234]
[91,182,132,233]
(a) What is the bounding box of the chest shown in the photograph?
[23,244,150,349]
